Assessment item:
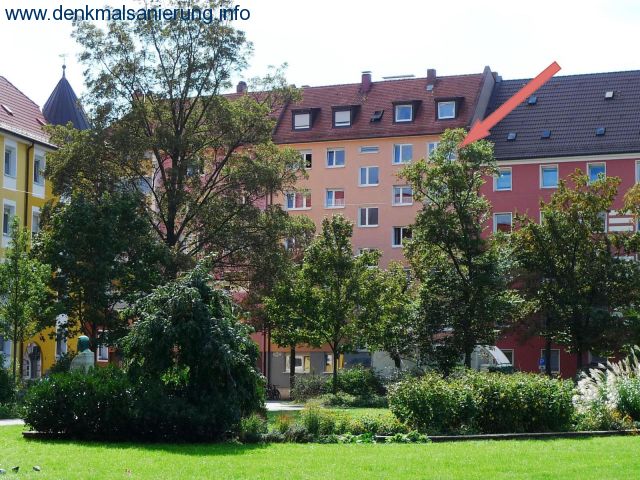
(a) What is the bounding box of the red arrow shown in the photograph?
[460,61,561,147]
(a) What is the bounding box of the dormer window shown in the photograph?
[437,101,456,119]
[293,111,311,130]
[333,109,351,127]
[394,104,413,122]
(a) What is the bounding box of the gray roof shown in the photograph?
[43,67,90,130]
[488,70,640,160]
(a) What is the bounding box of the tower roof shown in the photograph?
[43,66,90,130]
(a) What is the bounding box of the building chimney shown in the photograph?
[427,69,436,82]
[361,71,372,94]
[236,81,248,94]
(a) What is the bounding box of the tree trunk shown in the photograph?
[289,345,296,391]
[18,341,24,379]
[391,352,402,370]
[463,343,473,369]
[11,330,17,381]
[332,351,339,394]
[545,339,552,377]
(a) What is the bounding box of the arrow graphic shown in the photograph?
[460,61,561,147]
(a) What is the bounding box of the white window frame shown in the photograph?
[97,330,109,362]
[394,104,413,123]
[539,348,560,374]
[359,146,379,154]
[359,166,379,187]
[393,144,413,165]
[587,162,606,183]
[325,189,345,209]
[293,112,311,130]
[326,148,346,168]
[427,141,440,158]
[358,207,379,228]
[493,212,513,234]
[2,199,16,247]
[494,167,512,192]
[540,164,559,189]
[3,138,17,190]
[392,185,413,206]
[298,150,312,169]
[333,110,351,127]
[31,206,41,237]
[501,348,515,366]
[284,192,312,211]
[437,101,456,119]
[392,226,412,248]
[284,354,310,374]
[636,160,640,184]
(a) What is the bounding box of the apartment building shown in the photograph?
[0,67,87,379]
[484,70,640,377]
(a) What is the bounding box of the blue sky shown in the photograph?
[1,0,639,107]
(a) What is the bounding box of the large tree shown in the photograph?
[47,0,302,279]
[0,217,53,379]
[33,191,167,356]
[512,170,640,371]
[400,128,524,369]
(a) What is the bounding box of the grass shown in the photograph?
[266,406,389,426]
[1,425,640,479]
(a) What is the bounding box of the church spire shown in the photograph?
[43,63,90,130]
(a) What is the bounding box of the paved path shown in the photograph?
[0,419,24,427]
[266,401,303,412]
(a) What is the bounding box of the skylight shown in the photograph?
[605,91,614,99]
[370,110,384,122]
[1,104,14,116]
[541,130,551,139]
[507,132,517,141]
[596,127,606,136]
[527,96,537,105]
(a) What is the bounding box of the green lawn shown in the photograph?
[2,426,640,479]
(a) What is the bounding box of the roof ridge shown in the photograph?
[0,75,44,112]
[501,68,640,84]
[296,72,484,90]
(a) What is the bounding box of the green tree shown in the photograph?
[47,0,303,279]
[263,216,316,389]
[0,217,52,379]
[300,215,380,393]
[512,170,640,371]
[400,128,524,369]
[33,192,167,357]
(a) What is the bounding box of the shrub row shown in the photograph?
[290,365,386,402]
[388,371,575,435]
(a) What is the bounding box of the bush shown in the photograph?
[389,371,574,435]
[47,352,77,375]
[617,377,640,421]
[316,392,388,408]
[239,414,267,443]
[0,367,14,404]
[337,365,386,397]
[290,375,328,402]
[300,403,339,436]
[272,413,295,434]
[0,403,19,420]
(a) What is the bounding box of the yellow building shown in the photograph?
[0,68,88,378]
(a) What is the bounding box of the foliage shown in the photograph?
[316,393,388,408]
[50,1,303,279]
[336,365,386,397]
[290,367,386,404]
[573,346,640,429]
[46,352,78,375]
[0,367,14,404]
[389,371,575,435]
[272,413,295,434]
[0,402,19,420]
[34,191,167,350]
[120,267,265,440]
[290,374,329,402]
[400,129,525,369]
[0,217,53,379]
[386,431,431,443]
[239,414,268,444]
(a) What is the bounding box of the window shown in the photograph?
[285,354,311,373]
[392,226,412,247]
[333,109,351,127]
[393,185,413,205]
[97,331,109,362]
[539,349,560,373]
[34,152,45,185]
[588,163,606,183]
[437,101,456,119]
[324,354,333,373]
[4,141,17,178]
[394,104,413,122]
[293,112,311,130]
[2,202,16,237]
[493,212,512,233]
[393,144,413,164]
[299,150,312,169]
[359,146,379,154]
[326,148,345,167]
[325,189,345,208]
[359,166,379,186]
[636,161,640,184]
[358,207,379,227]
[31,208,40,236]
[285,192,312,210]
[541,165,558,188]
[494,168,512,191]
[501,349,514,366]
[427,142,440,157]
